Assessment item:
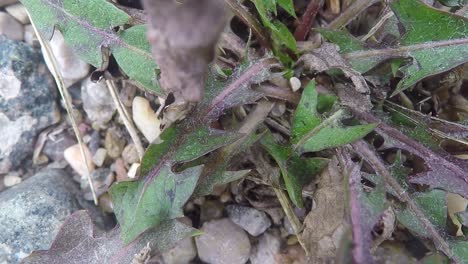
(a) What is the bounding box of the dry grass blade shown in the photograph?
[105,79,145,160]
[27,11,98,205]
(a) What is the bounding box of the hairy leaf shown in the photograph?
[21,211,198,264]
[261,131,328,207]
[109,59,277,243]
[318,0,468,95]
[396,190,447,238]
[21,0,160,93]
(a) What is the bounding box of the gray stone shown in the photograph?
[5,4,29,24]
[0,12,23,41]
[196,218,251,264]
[81,78,116,126]
[0,37,59,170]
[226,205,272,236]
[249,232,281,264]
[49,30,90,88]
[121,144,139,164]
[104,127,126,159]
[0,169,81,263]
[162,237,197,264]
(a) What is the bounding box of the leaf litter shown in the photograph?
[17,0,468,263]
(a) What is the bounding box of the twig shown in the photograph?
[27,11,98,205]
[105,79,145,160]
[294,0,325,41]
[327,0,380,29]
[224,0,270,48]
[272,187,309,255]
[351,140,459,263]
[360,11,394,41]
[256,84,301,104]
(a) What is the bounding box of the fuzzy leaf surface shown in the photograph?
[20,0,160,93]
[319,0,468,95]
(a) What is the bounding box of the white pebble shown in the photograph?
[289,77,301,92]
[23,24,38,47]
[132,96,161,143]
[5,3,29,24]
[127,163,140,179]
[64,144,95,178]
[49,30,90,88]
[0,12,23,41]
[4,174,21,187]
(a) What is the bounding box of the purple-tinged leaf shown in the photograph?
[21,211,198,264]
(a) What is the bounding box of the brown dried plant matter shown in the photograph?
[143,0,227,103]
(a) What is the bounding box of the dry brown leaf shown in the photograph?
[143,0,227,103]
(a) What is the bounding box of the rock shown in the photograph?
[289,77,301,92]
[0,0,17,7]
[162,237,197,264]
[3,173,21,187]
[92,148,107,167]
[250,232,281,264]
[196,219,251,264]
[104,127,126,159]
[23,25,40,48]
[0,169,81,263]
[5,3,29,24]
[42,130,76,162]
[81,78,116,126]
[49,30,90,88]
[200,200,224,223]
[0,12,22,41]
[0,37,59,170]
[64,144,95,178]
[132,96,161,143]
[262,208,284,226]
[121,144,139,164]
[226,205,272,236]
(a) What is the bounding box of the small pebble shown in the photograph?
[219,191,232,203]
[50,30,90,87]
[200,200,224,223]
[289,77,301,92]
[0,12,23,41]
[127,163,140,179]
[23,25,38,47]
[92,148,107,167]
[3,174,21,187]
[271,102,286,117]
[226,205,272,236]
[122,144,139,164]
[196,219,251,264]
[64,144,95,178]
[104,127,126,159]
[5,3,29,24]
[114,158,128,182]
[81,78,116,125]
[132,96,161,143]
[0,0,18,7]
[162,237,197,264]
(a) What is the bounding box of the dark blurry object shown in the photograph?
[143,0,227,104]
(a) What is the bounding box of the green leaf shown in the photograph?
[110,59,276,244]
[299,124,376,153]
[271,21,298,52]
[109,165,203,244]
[291,80,321,144]
[277,0,296,17]
[261,131,328,207]
[451,240,468,262]
[21,0,160,94]
[318,0,468,95]
[396,190,447,238]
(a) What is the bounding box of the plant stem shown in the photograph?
[27,11,98,205]
[256,84,301,104]
[327,0,380,29]
[105,79,145,160]
[294,0,325,41]
[224,0,270,48]
[351,140,459,263]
